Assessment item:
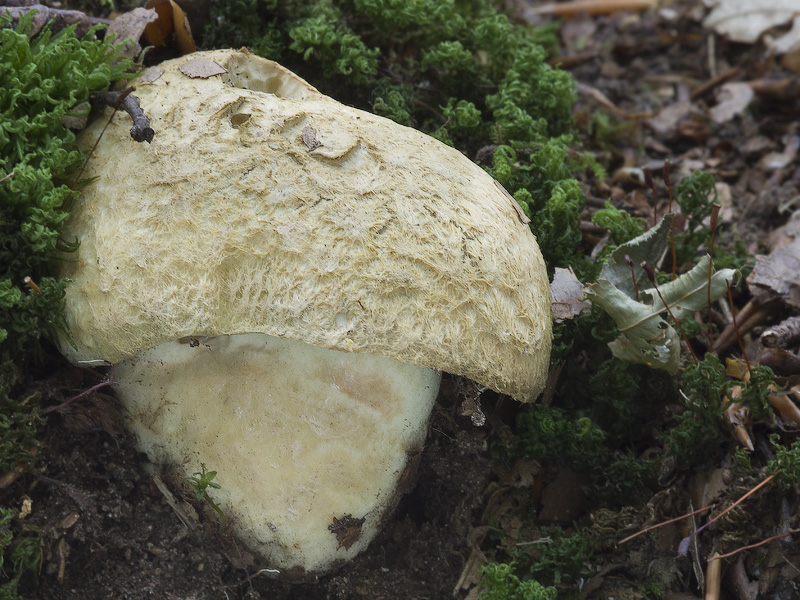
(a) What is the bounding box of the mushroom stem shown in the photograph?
[114,333,440,573]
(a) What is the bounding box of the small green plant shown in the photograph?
[768,434,800,486]
[513,526,595,586]
[0,508,42,599]
[491,142,586,273]
[663,354,728,465]
[188,464,226,526]
[671,169,750,275]
[736,365,775,419]
[638,581,664,599]
[591,200,647,248]
[674,170,717,265]
[511,405,606,467]
[479,562,557,600]
[0,362,42,474]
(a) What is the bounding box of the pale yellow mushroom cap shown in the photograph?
[57,48,553,574]
[59,48,551,402]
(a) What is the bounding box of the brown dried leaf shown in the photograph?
[726,357,751,381]
[144,0,196,55]
[704,0,800,55]
[748,238,800,308]
[328,514,365,550]
[139,67,165,84]
[301,125,323,151]
[708,82,754,123]
[646,101,692,136]
[538,468,586,524]
[550,267,590,322]
[179,58,227,79]
[108,7,158,59]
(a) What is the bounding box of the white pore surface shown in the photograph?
[114,333,440,573]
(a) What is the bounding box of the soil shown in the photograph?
[4,1,800,599]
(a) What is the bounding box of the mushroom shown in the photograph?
[58,49,551,574]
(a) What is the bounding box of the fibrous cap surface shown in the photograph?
[60,48,552,401]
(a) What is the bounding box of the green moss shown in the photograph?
[671,169,753,273]
[0,11,135,472]
[768,434,800,486]
[1,10,133,354]
[511,404,606,467]
[371,78,416,126]
[663,354,728,466]
[490,142,585,272]
[591,201,647,248]
[288,2,379,84]
[502,356,657,504]
[0,362,42,474]
[479,562,557,600]
[738,365,775,419]
[1,507,42,599]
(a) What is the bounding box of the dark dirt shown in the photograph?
[5,0,800,599]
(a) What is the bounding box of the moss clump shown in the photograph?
[0,11,134,475]
[1,11,133,353]
[591,200,647,248]
[663,354,728,466]
[500,358,659,505]
[479,562,557,600]
[0,506,42,600]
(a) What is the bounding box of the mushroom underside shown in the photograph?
[113,332,440,573]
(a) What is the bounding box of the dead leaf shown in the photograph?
[179,58,227,78]
[646,101,692,136]
[768,390,800,426]
[748,238,800,308]
[688,468,727,509]
[757,135,800,171]
[767,212,800,252]
[724,386,753,450]
[586,218,740,372]
[139,67,165,84]
[18,496,32,519]
[550,267,590,322]
[703,0,800,55]
[61,102,90,131]
[725,356,750,381]
[302,125,323,151]
[725,554,759,600]
[328,514,365,550]
[57,537,69,583]
[56,512,80,530]
[493,180,531,224]
[108,7,158,59]
[708,82,754,123]
[145,0,196,55]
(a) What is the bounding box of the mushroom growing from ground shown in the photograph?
[58,49,552,574]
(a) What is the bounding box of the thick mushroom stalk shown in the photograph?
[58,49,552,574]
[116,333,439,572]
